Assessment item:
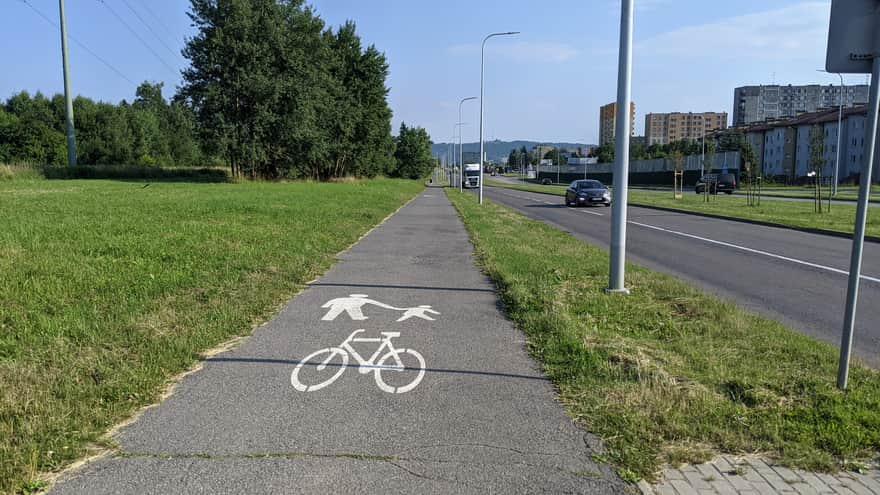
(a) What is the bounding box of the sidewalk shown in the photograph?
[643,456,880,495]
[49,188,627,494]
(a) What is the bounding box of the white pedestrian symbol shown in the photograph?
[320,295,441,322]
[397,305,440,322]
[320,294,400,321]
[291,329,426,394]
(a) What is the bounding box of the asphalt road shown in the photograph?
[50,188,627,494]
[480,182,880,367]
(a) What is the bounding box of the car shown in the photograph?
[565,179,611,207]
[695,173,736,194]
[540,178,553,185]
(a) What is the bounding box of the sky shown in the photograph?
[1,0,863,145]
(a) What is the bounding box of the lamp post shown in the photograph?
[459,96,477,193]
[607,0,634,294]
[816,69,845,196]
[479,31,520,205]
[455,122,467,192]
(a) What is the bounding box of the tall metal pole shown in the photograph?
[479,31,519,205]
[837,53,879,390]
[59,0,77,167]
[607,0,634,294]
[834,73,844,196]
[459,97,477,193]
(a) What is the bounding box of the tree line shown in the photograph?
[0,0,435,180]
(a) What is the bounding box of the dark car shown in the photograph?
[565,179,611,207]
[695,173,736,194]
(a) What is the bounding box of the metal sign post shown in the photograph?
[826,0,879,390]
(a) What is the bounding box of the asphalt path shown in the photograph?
[480,183,880,367]
[50,188,627,494]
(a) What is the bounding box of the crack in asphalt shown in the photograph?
[403,442,568,458]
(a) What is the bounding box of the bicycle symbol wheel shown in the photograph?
[374,348,426,394]
[291,347,348,392]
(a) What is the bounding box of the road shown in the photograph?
[480,182,880,367]
[50,188,627,494]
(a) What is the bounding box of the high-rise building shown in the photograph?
[599,101,635,146]
[644,112,728,146]
[733,84,869,126]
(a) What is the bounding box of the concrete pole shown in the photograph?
[606,0,634,294]
[59,0,77,167]
[837,47,880,390]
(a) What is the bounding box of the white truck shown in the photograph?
[463,163,481,188]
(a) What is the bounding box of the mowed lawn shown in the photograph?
[484,179,879,238]
[0,178,423,494]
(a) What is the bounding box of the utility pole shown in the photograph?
[606,0,634,294]
[59,0,77,167]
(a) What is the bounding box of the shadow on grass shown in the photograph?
[41,164,231,183]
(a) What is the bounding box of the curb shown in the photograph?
[485,184,880,244]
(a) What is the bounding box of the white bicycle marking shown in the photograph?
[292,330,426,393]
[320,294,440,322]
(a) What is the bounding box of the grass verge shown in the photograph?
[447,189,880,481]
[485,179,879,239]
[0,178,423,494]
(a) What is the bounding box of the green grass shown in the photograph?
[447,190,880,481]
[0,178,423,494]
[484,179,879,238]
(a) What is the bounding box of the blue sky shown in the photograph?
[2,0,859,145]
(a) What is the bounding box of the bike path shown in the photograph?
[50,188,627,494]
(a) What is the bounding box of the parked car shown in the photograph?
[541,178,553,185]
[565,179,611,207]
[695,173,736,194]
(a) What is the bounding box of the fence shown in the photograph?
[536,151,741,186]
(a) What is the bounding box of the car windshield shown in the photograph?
[577,181,603,190]
[465,170,480,177]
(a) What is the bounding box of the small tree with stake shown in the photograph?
[740,140,759,206]
[808,124,828,213]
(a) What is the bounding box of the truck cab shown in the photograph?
[463,163,481,188]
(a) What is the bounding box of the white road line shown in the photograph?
[629,221,880,284]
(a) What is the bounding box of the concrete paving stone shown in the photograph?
[669,479,700,495]
[773,465,805,483]
[707,478,738,495]
[681,468,713,490]
[790,481,821,495]
[695,463,722,481]
[840,479,876,495]
[713,457,734,474]
[851,473,880,494]
[799,472,835,494]
[721,471,755,492]
[653,481,678,495]
[665,469,686,480]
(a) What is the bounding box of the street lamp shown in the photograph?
[455,122,468,192]
[459,96,477,193]
[479,31,520,205]
[816,69,845,196]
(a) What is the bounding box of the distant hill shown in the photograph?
[432,140,596,162]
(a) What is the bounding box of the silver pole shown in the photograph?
[479,31,519,205]
[607,0,634,294]
[835,73,844,196]
[59,0,77,167]
[837,55,879,390]
[459,97,477,193]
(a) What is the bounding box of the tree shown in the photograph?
[393,122,433,179]
[809,124,828,213]
[591,142,614,163]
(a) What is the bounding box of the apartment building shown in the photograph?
[644,112,728,146]
[733,84,869,126]
[599,101,635,146]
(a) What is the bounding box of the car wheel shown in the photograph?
[725,191,733,195]
[605,202,611,207]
